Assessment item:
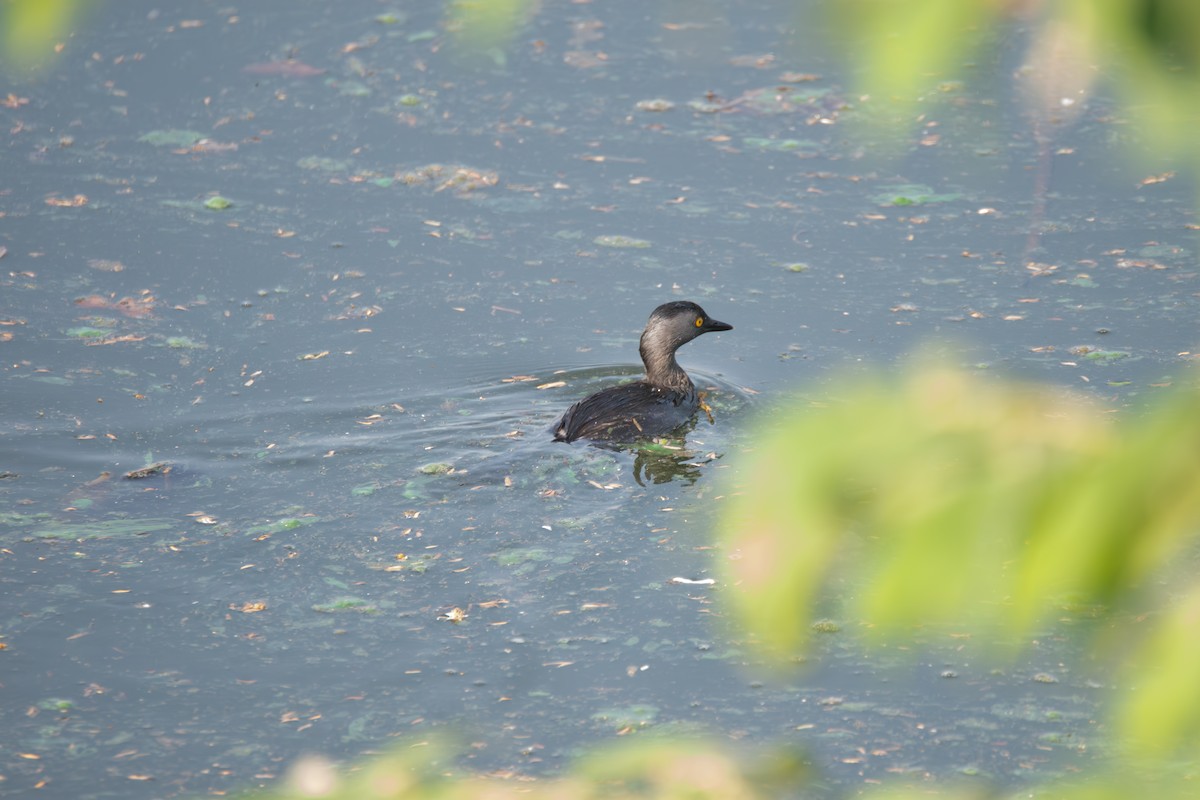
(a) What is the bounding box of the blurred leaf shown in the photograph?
[1118,581,1200,759]
[1,0,84,69]
[827,0,1200,195]
[719,363,1200,658]
[573,737,764,799]
[828,0,1000,141]
[446,0,534,61]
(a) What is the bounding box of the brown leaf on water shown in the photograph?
[86,334,146,346]
[46,194,88,207]
[75,294,155,318]
[117,296,156,317]
[1139,171,1175,187]
[75,295,111,309]
[124,462,171,479]
[729,53,775,69]
[190,139,238,154]
[235,601,267,613]
[779,72,820,83]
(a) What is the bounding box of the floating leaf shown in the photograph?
[66,327,109,339]
[743,137,818,153]
[1084,350,1130,362]
[297,156,352,172]
[138,129,205,147]
[312,597,378,614]
[242,60,325,78]
[27,518,178,541]
[593,235,651,249]
[635,98,675,112]
[872,183,964,206]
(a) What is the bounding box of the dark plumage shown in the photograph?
[553,301,732,443]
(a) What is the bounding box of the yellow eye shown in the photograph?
[695,317,704,328]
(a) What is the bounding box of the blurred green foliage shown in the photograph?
[0,0,83,70]
[832,0,1200,168]
[446,0,533,65]
[719,363,1200,793]
[721,365,1200,660]
[230,735,799,799]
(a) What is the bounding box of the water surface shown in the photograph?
[1,1,1195,797]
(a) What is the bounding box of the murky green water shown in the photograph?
[1,1,1195,797]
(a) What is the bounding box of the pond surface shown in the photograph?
[1,1,1196,797]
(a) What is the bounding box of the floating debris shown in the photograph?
[242,60,326,78]
[635,98,675,112]
[124,462,171,480]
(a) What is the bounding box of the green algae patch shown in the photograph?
[67,326,110,339]
[312,597,378,614]
[1084,350,1130,362]
[873,184,964,206]
[297,156,352,172]
[244,516,319,538]
[27,517,178,541]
